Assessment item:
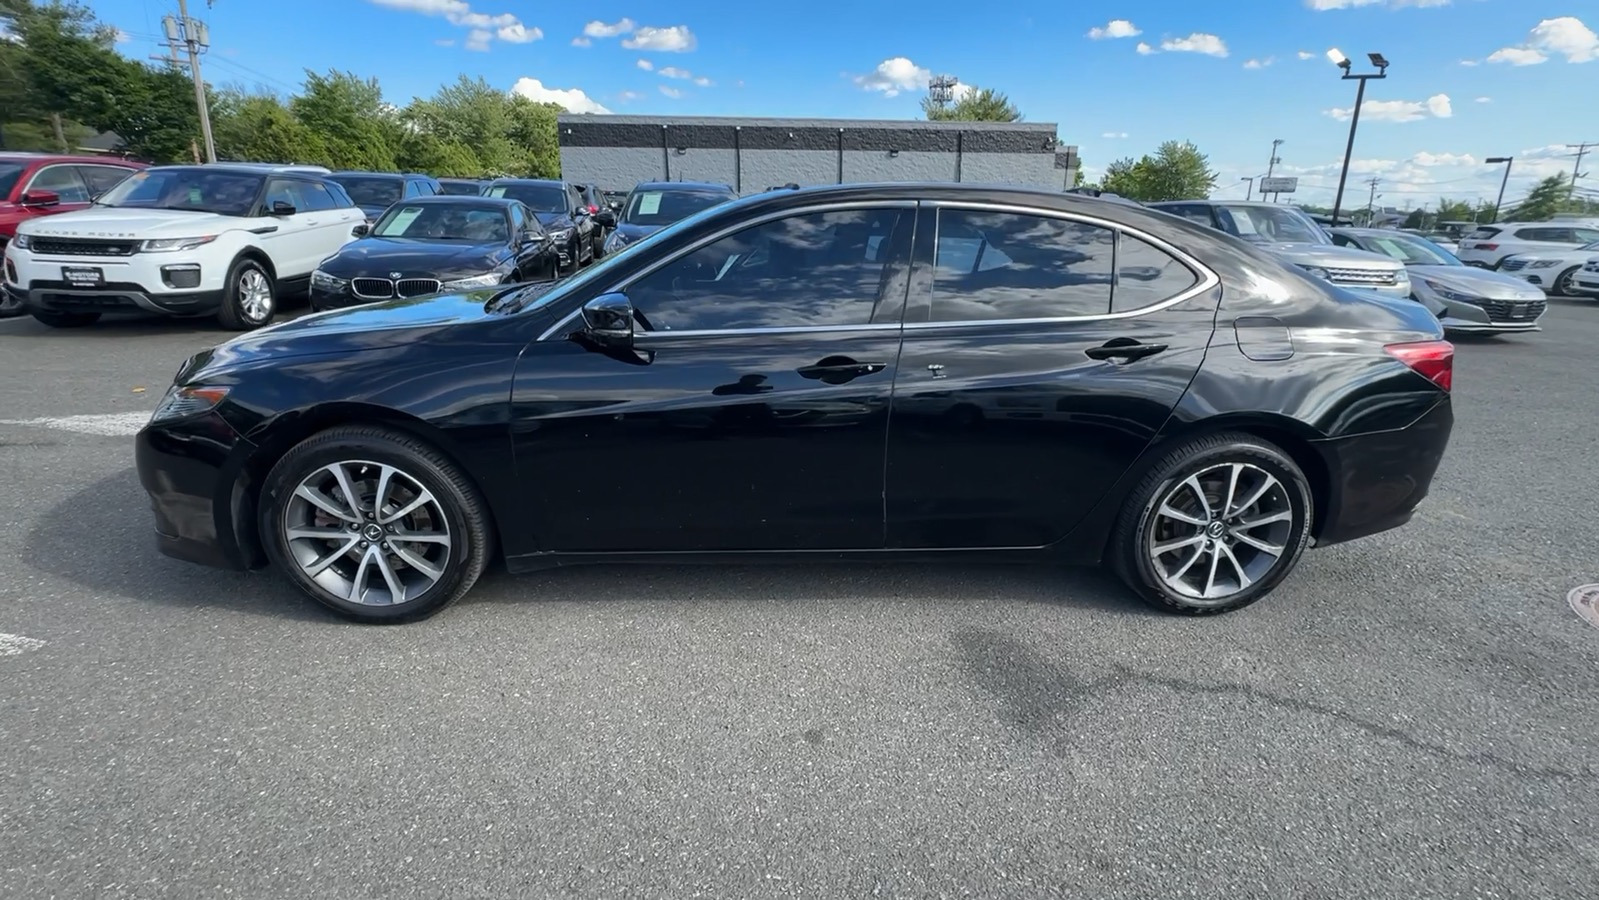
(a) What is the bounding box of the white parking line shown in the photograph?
[0,411,152,436]
[0,632,46,656]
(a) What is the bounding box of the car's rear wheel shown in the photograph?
[1111,433,1312,615]
[31,309,101,328]
[218,258,275,330]
[259,425,495,623]
[1553,265,1580,297]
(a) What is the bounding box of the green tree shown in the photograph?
[505,94,562,177]
[212,88,328,164]
[290,70,398,170]
[1511,175,1580,221]
[1099,141,1218,202]
[921,87,1022,122]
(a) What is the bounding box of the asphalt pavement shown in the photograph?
[2,301,1597,899]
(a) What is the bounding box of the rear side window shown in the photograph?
[1112,234,1200,313]
[1464,227,1501,240]
[929,209,1114,321]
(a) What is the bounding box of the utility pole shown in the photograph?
[163,0,217,163]
[1365,177,1381,225]
[1241,176,1256,201]
[1264,138,1283,202]
[1567,141,1596,196]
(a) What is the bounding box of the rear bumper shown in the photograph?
[1311,397,1454,547]
[136,413,258,571]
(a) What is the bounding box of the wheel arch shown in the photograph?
[229,402,501,569]
[231,245,277,282]
[1152,412,1332,542]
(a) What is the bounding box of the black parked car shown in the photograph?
[136,183,1454,624]
[436,178,486,196]
[603,180,737,256]
[325,172,442,223]
[481,178,596,274]
[575,182,616,247]
[308,196,558,311]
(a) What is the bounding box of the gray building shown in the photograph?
[557,115,1079,196]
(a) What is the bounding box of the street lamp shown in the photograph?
[1241,176,1256,201]
[1328,48,1389,224]
[1486,156,1513,223]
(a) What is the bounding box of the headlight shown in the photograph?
[141,235,217,252]
[548,228,573,242]
[441,272,505,290]
[149,384,230,424]
[1298,265,1331,280]
[1528,260,1559,268]
[1394,268,1410,284]
[310,268,347,290]
[1421,278,1484,304]
[10,233,30,250]
[605,231,629,253]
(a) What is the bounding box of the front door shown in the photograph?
[885,204,1219,549]
[511,204,917,553]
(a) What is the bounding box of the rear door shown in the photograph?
[885,202,1220,549]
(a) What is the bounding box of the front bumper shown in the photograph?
[1311,397,1454,547]
[1572,270,1599,296]
[136,412,259,571]
[7,246,229,316]
[309,283,378,312]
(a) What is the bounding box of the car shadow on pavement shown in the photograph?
[25,466,337,623]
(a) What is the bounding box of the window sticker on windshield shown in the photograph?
[637,192,662,215]
[188,186,204,204]
[388,206,425,232]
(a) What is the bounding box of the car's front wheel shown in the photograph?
[218,258,275,330]
[259,425,495,623]
[1111,433,1312,615]
[1553,265,1580,297]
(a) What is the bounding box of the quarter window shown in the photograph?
[626,208,910,332]
[927,209,1114,321]
[1112,233,1199,313]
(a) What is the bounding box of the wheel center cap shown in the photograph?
[363,524,384,541]
[1206,521,1226,539]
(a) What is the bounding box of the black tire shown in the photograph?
[592,230,606,261]
[258,425,496,624]
[1109,432,1313,616]
[1553,265,1580,297]
[30,309,101,328]
[217,257,276,331]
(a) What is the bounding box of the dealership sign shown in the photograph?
[1259,177,1298,194]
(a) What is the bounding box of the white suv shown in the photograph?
[1454,222,1599,271]
[2,163,367,329]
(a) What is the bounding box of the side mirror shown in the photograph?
[609,201,623,212]
[573,206,590,218]
[580,292,635,347]
[269,200,297,216]
[351,223,370,237]
[20,189,60,208]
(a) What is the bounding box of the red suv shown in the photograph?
[2,153,146,316]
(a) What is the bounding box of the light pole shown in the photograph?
[1328,49,1388,225]
[1486,156,1513,223]
[1264,138,1283,201]
[1241,176,1256,201]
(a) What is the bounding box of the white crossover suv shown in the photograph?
[2,163,367,329]
[1454,222,1599,271]
[1496,240,1599,296]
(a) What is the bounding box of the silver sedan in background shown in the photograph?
[1330,227,1548,335]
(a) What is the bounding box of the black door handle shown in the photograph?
[1084,338,1168,362]
[797,356,887,384]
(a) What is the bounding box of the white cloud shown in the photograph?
[1323,92,1452,122]
[1087,19,1141,40]
[1135,41,1155,55]
[693,76,713,87]
[617,90,643,102]
[853,56,931,97]
[1459,59,1479,66]
[1160,33,1229,57]
[636,58,654,71]
[659,85,684,99]
[583,18,635,38]
[1412,151,1475,166]
[570,36,591,47]
[368,0,539,49]
[1244,56,1275,69]
[1297,50,1315,60]
[658,66,691,79]
[1475,96,1492,103]
[1102,131,1129,138]
[511,77,611,114]
[622,25,696,52]
[1490,16,1598,65]
[951,83,977,102]
[434,38,455,47]
[114,29,131,43]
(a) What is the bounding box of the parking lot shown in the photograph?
[2,300,1597,898]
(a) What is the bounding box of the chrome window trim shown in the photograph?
[535,199,918,341]
[908,200,1220,328]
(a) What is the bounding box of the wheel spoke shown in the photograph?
[1202,545,1222,597]
[1221,463,1243,517]
[1158,503,1207,526]
[1233,510,1291,530]
[349,547,378,603]
[327,464,364,519]
[1218,541,1252,589]
[305,537,360,577]
[390,530,449,545]
[392,545,443,582]
[373,465,397,519]
[374,552,407,604]
[286,526,348,541]
[1163,543,1207,590]
[1182,475,1213,519]
[1231,473,1280,516]
[379,492,433,525]
[1152,534,1206,556]
[294,484,356,522]
[1231,531,1285,557]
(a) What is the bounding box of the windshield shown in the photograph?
[1358,232,1461,267]
[0,163,24,200]
[437,181,482,196]
[623,190,735,227]
[1217,205,1331,245]
[95,168,264,216]
[485,183,566,212]
[328,175,402,208]
[371,203,508,242]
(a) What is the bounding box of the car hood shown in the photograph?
[1259,242,1403,270]
[17,207,242,238]
[612,222,663,242]
[318,237,505,277]
[1409,265,1548,299]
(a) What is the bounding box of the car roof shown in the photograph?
[184,162,332,175]
[487,178,564,186]
[632,180,735,193]
[0,152,145,166]
[329,171,435,179]
[386,195,519,208]
[1330,227,1415,237]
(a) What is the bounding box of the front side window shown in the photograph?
[26,165,90,203]
[485,182,568,212]
[97,168,265,216]
[296,181,337,212]
[927,209,1114,321]
[328,175,403,208]
[624,190,736,227]
[626,207,910,332]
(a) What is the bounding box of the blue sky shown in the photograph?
[98,0,1597,209]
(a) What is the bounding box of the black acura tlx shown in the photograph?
[136,182,1455,624]
[309,196,559,312]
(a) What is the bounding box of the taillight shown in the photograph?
[1476,243,1497,251]
[1385,339,1453,392]
[587,204,598,213]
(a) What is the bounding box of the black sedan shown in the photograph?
[603,181,737,256]
[308,196,559,311]
[137,183,1454,623]
[481,178,596,274]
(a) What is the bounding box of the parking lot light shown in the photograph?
[1486,157,1514,224]
[1329,50,1390,224]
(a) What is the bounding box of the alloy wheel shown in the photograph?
[239,268,273,322]
[282,460,452,606]
[1146,462,1294,605]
